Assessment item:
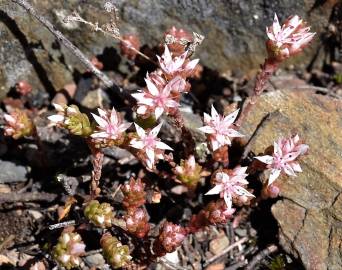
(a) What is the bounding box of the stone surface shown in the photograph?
[0,0,334,97]
[0,160,28,183]
[240,90,342,270]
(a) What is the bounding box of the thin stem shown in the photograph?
[169,110,195,156]
[87,140,104,198]
[11,0,122,92]
[235,58,279,128]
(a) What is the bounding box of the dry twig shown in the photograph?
[11,0,122,93]
[246,244,278,270]
[0,192,57,203]
[203,237,249,267]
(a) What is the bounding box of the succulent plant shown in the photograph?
[121,178,146,210]
[53,231,86,270]
[100,233,132,269]
[84,200,114,228]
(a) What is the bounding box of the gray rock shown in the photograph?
[240,89,342,270]
[0,160,28,183]
[0,0,332,97]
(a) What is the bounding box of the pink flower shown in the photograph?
[266,13,315,60]
[198,106,244,151]
[91,107,131,140]
[132,76,183,119]
[157,45,199,78]
[206,167,255,210]
[130,123,173,169]
[255,135,309,185]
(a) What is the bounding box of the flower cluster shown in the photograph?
[199,106,244,151]
[3,110,34,139]
[255,135,309,185]
[100,233,132,269]
[133,45,199,120]
[266,13,315,61]
[206,167,255,211]
[53,231,86,270]
[84,200,114,228]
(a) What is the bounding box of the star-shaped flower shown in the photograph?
[266,13,315,60]
[255,135,309,185]
[206,167,255,210]
[198,106,244,151]
[132,76,184,119]
[157,45,199,78]
[91,107,131,140]
[130,123,173,169]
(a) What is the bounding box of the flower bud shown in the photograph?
[48,104,93,137]
[3,110,34,139]
[174,155,203,189]
[121,178,146,210]
[16,80,32,96]
[84,200,113,228]
[53,231,86,270]
[154,222,186,255]
[120,34,141,60]
[125,208,150,238]
[100,233,132,269]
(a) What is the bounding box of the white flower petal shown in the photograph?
[226,128,244,138]
[91,132,109,138]
[224,193,233,210]
[92,113,108,128]
[234,186,255,197]
[150,122,163,137]
[223,109,240,126]
[198,126,215,134]
[205,184,223,195]
[130,139,144,149]
[48,114,65,123]
[185,58,199,71]
[291,162,302,172]
[211,105,219,119]
[146,148,155,166]
[268,169,281,186]
[53,103,65,112]
[145,78,159,96]
[254,155,274,165]
[203,112,212,124]
[156,141,173,151]
[134,123,146,138]
[110,108,119,125]
[98,108,107,118]
[137,105,148,115]
[154,107,164,119]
